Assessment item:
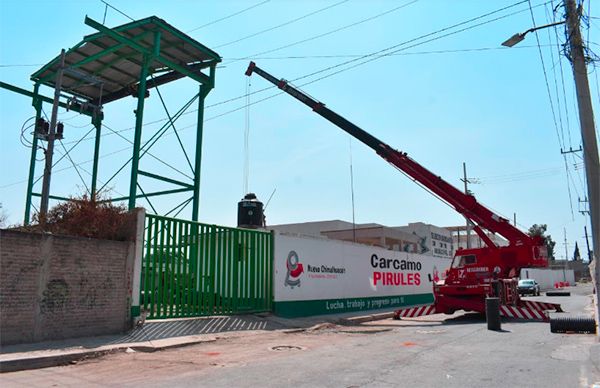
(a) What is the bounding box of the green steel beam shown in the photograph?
[0,81,95,117]
[191,85,211,222]
[128,54,150,210]
[70,48,137,84]
[106,187,193,203]
[24,84,42,225]
[75,32,150,69]
[83,16,220,62]
[152,18,221,62]
[31,193,74,202]
[84,17,212,85]
[83,16,159,42]
[91,114,102,198]
[30,40,86,81]
[138,170,193,189]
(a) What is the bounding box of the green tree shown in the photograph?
[573,242,581,261]
[528,224,556,260]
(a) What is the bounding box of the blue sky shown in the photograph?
[1,0,598,260]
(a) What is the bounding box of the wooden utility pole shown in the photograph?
[461,162,472,249]
[39,49,66,223]
[565,0,600,332]
[585,226,592,262]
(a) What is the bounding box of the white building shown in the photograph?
[395,222,454,259]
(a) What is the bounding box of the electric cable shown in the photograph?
[187,0,271,33]
[3,0,551,192]
[221,0,420,66]
[58,139,90,194]
[99,0,134,21]
[213,0,350,49]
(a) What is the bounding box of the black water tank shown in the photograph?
[237,193,264,229]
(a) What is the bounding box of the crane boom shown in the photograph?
[246,61,557,318]
[246,61,536,249]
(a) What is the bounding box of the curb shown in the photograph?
[338,311,395,324]
[0,337,217,374]
[0,348,122,374]
[0,312,397,373]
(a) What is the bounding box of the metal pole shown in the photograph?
[585,226,592,262]
[192,86,207,222]
[128,55,150,210]
[39,49,66,222]
[565,0,600,331]
[91,114,102,200]
[24,84,42,225]
[564,227,568,281]
[462,162,471,249]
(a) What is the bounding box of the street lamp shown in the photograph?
[501,21,565,47]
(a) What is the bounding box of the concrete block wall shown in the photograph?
[0,230,135,345]
[520,268,576,289]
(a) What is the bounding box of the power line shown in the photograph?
[2,1,547,191]
[223,44,550,60]
[57,1,549,149]
[213,0,350,49]
[99,0,134,22]
[187,0,271,33]
[221,0,420,66]
[0,64,44,68]
[528,0,563,149]
[0,45,551,72]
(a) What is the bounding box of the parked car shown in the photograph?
[518,279,540,296]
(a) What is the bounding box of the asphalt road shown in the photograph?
[3,284,599,388]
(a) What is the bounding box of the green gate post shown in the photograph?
[24,84,42,225]
[128,55,150,210]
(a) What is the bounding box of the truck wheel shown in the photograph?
[550,316,596,334]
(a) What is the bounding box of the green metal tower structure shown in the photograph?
[1,16,220,223]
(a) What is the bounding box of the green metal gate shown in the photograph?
[141,214,273,319]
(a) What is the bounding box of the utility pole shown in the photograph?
[39,49,66,223]
[563,227,568,281]
[565,0,600,330]
[585,226,592,262]
[461,162,472,249]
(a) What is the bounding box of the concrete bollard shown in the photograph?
[486,297,501,331]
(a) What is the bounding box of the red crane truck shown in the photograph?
[245,61,562,321]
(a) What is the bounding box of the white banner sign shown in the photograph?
[273,233,450,317]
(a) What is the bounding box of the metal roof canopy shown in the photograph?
[31,16,221,105]
[20,16,221,225]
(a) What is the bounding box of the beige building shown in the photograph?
[269,220,450,256]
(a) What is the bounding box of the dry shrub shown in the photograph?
[31,194,135,241]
